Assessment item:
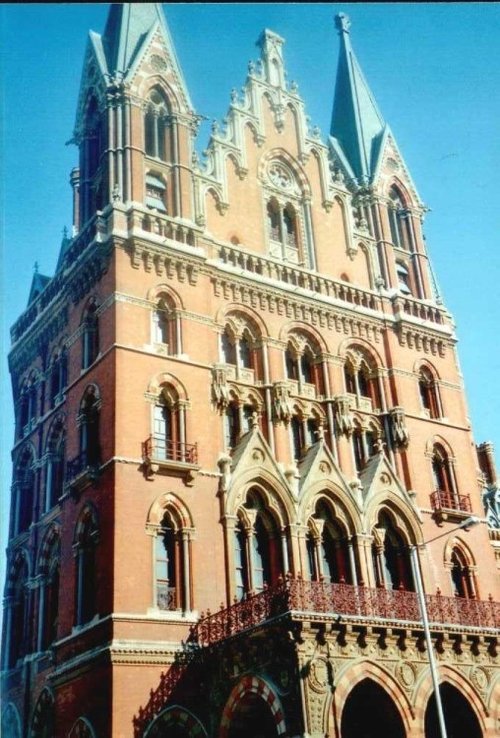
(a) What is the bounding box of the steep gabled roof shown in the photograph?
[330,13,386,185]
[28,271,51,306]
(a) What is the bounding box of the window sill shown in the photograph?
[146,608,199,623]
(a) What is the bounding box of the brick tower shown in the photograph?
[2,5,499,738]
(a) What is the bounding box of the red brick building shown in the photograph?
[2,5,499,737]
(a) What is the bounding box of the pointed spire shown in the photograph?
[102,3,165,75]
[330,13,386,185]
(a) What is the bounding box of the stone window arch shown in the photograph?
[144,87,171,161]
[18,372,39,438]
[445,540,478,600]
[284,330,324,396]
[387,186,409,250]
[306,499,355,584]
[13,445,36,535]
[219,312,263,381]
[44,419,65,512]
[48,345,68,408]
[81,298,99,370]
[234,488,285,599]
[37,528,60,650]
[418,365,442,419]
[78,385,101,469]
[73,505,99,626]
[4,551,30,668]
[152,290,179,351]
[343,346,383,411]
[30,688,55,738]
[1,703,22,738]
[153,504,193,613]
[431,443,455,497]
[371,510,414,591]
[68,718,97,738]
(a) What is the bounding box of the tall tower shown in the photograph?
[2,5,499,738]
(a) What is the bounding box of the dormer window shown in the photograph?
[145,173,167,213]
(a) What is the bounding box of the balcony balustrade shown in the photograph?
[142,435,199,485]
[66,450,101,495]
[191,577,499,647]
[430,489,472,520]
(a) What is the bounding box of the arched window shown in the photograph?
[450,546,476,599]
[396,261,412,295]
[74,507,99,626]
[144,89,169,161]
[372,513,414,591]
[267,198,301,263]
[6,554,29,667]
[40,534,60,650]
[49,349,68,408]
[14,447,36,534]
[285,334,323,395]
[234,490,284,598]
[224,398,240,450]
[220,317,261,380]
[18,376,38,437]
[153,387,184,461]
[388,187,408,249]
[419,367,441,418]
[344,351,382,410]
[432,444,454,496]
[45,423,65,511]
[1,704,22,738]
[153,506,193,612]
[79,386,101,468]
[291,413,305,460]
[307,501,354,584]
[145,172,167,212]
[81,300,99,370]
[153,293,178,351]
[30,689,55,738]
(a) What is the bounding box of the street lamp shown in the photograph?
[409,515,481,738]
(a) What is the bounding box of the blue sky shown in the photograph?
[1,4,499,561]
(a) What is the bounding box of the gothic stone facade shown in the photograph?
[2,5,499,738]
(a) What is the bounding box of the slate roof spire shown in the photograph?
[330,13,386,185]
[102,3,165,75]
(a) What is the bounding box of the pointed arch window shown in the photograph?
[45,425,65,512]
[450,547,476,599]
[79,387,101,469]
[74,509,99,626]
[419,367,441,419]
[145,89,170,161]
[344,352,382,410]
[153,293,178,351]
[307,502,354,585]
[291,413,305,460]
[6,556,29,667]
[372,514,414,591]
[49,349,68,408]
[267,199,300,262]
[18,377,38,437]
[220,320,261,380]
[154,508,192,612]
[40,539,60,650]
[352,424,380,473]
[388,187,409,250]
[285,337,323,396]
[431,444,455,496]
[14,447,36,534]
[233,491,284,599]
[81,300,99,370]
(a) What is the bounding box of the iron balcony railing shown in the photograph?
[66,450,101,483]
[191,577,500,648]
[430,489,472,514]
[142,435,198,465]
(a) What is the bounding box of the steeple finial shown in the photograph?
[330,12,386,185]
[335,13,351,35]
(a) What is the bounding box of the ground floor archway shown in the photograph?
[341,678,406,738]
[227,692,279,738]
[425,682,482,738]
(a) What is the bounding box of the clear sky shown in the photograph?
[1,3,499,566]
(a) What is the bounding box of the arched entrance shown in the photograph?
[425,683,482,738]
[227,692,278,738]
[341,679,406,738]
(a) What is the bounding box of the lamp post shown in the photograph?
[409,515,480,738]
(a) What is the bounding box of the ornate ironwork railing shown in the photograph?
[142,435,198,465]
[191,578,500,647]
[157,585,177,611]
[430,489,472,513]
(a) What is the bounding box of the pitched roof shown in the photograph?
[330,13,386,185]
